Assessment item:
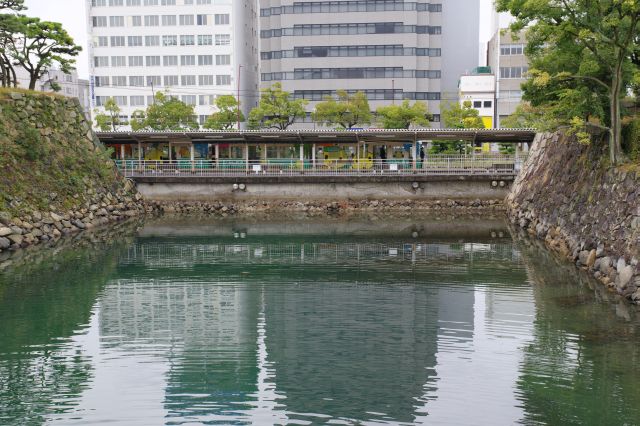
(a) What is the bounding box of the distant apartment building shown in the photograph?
[86,0,259,128]
[15,68,91,117]
[258,0,480,127]
[487,28,529,127]
[458,66,495,127]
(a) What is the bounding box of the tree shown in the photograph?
[442,100,485,129]
[375,100,431,129]
[94,98,126,131]
[430,101,484,154]
[496,0,640,164]
[0,0,24,87]
[143,92,199,130]
[6,16,81,90]
[129,110,146,131]
[312,90,372,129]
[203,95,244,130]
[501,103,552,130]
[247,83,308,130]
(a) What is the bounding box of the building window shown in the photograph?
[163,55,178,66]
[161,0,176,5]
[262,45,442,60]
[92,16,107,27]
[500,43,524,55]
[92,0,106,6]
[215,34,230,45]
[95,96,108,106]
[500,66,528,79]
[180,35,195,46]
[179,14,194,25]
[146,75,161,86]
[109,0,123,6]
[94,56,109,67]
[483,100,492,108]
[131,15,142,26]
[473,101,482,108]
[145,35,159,46]
[146,55,161,66]
[144,0,158,5]
[109,16,124,27]
[113,96,127,106]
[128,55,144,66]
[181,95,196,105]
[144,15,159,26]
[260,1,444,15]
[111,56,126,67]
[130,96,145,106]
[126,0,141,5]
[129,76,145,86]
[198,75,214,86]
[112,76,127,86]
[215,14,229,25]
[128,36,143,46]
[181,55,195,66]
[196,14,209,25]
[198,55,213,66]
[260,23,441,38]
[162,15,177,26]
[110,36,125,47]
[164,75,178,86]
[162,35,177,46]
[96,36,109,47]
[197,34,212,45]
[216,75,230,85]
[197,0,212,4]
[199,94,214,105]
[181,75,196,86]
[215,54,230,65]
[94,76,109,87]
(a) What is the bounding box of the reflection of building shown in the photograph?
[487,29,529,127]
[258,0,481,127]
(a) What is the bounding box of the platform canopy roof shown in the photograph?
[96,128,537,145]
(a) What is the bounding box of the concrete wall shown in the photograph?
[137,179,509,201]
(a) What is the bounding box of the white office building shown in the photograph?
[86,0,259,128]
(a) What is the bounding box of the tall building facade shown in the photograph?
[86,0,259,127]
[258,0,480,127]
[487,28,528,127]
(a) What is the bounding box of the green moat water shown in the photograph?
[0,216,639,425]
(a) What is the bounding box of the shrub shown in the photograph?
[622,116,640,162]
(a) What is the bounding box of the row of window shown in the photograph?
[260,1,441,16]
[499,66,528,79]
[261,45,441,59]
[500,43,524,56]
[471,100,492,109]
[260,23,442,38]
[95,93,217,108]
[499,90,522,99]
[92,0,220,7]
[91,13,228,27]
[94,54,230,67]
[95,74,231,88]
[261,68,441,81]
[293,89,441,101]
[96,34,230,48]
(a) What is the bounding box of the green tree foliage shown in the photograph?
[375,100,431,129]
[496,0,640,164]
[139,92,199,131]
[129,110,146,131]
[5,16,81,90]
[312,90,372,128]
[429,101,484,154]
[501,103,551,130]
[0,0,25,87]
[247,83,308,130]
[94,98,126,131]
[203,95,244,130]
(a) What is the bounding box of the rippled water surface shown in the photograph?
[1,216,639,425]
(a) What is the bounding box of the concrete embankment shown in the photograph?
[0,89,148,257]
[507,131,640,304]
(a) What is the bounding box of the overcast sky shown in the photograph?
[23,0,499,79]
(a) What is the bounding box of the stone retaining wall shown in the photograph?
[507,131,640,304]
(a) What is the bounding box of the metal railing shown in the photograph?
[115,154,526,178]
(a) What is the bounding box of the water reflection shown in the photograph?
[0,217,638,425]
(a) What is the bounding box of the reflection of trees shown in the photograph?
[515,237,640,424]
[0,229,135,423]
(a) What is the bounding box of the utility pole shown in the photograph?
[237,64,242,129]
